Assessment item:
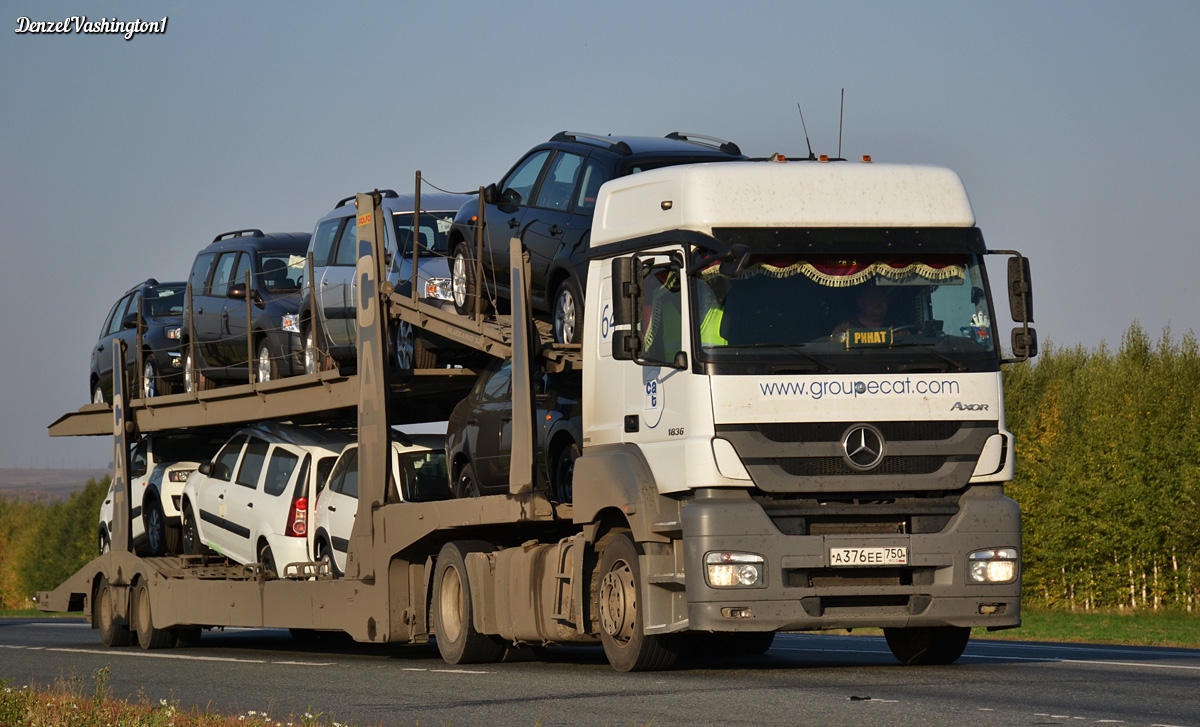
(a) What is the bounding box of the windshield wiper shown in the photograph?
[720,343,837,373]
[891,342,967,372]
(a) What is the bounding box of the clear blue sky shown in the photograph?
[2,0,1197,469]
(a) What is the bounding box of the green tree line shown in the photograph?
[0,478,107,609]
[1006,323,1200,611]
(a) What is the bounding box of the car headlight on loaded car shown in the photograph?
[705,551,764,588]
[168,469,193,483]
[282,313,300,334]
[425,278,454,302]
[166,326,182,340]
[968,548,1018,583]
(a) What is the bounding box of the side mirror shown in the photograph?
[198,461,212,475]
[1007,256,1034,323]
[227,282,260,303]
[718,244,751,277]
[121,312,140,330]
[1011,327,1038,360]
[611,257,641,361]
[482,183,499,206]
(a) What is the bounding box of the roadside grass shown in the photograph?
[1,667,360,727]
[973,606,1200,648]
[838,607,1200,649]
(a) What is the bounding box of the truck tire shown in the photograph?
[595,531,679,672]
[133,580,175,650]
[884,626,970,665]
[432,540,505,664]
[96,576,134,647]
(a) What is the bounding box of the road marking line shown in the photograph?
[2,644,332,666]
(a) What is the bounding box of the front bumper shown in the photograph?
[680,487,1021,632]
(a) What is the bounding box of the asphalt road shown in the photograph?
[2,618,1199,727]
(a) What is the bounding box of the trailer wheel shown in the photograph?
[95,576,133,648]
[595,531,678,672]
[132,580,175,650]
[432,541,504,664]
[172,627,202,647]
[884,626,970,665]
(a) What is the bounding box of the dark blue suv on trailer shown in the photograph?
[90,278,187,403]
[182,229,310,391]
[447,132,745,343]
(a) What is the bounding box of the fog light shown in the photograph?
[968,548,1018,583]
[705,552,763,588]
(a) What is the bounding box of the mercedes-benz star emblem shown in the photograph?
[842,424,885,471]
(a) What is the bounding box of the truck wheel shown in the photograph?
[172,627,202,647]
[884,626,970,665]
[451,242,479,316]
[551,442,579,504]
[143,497,168,557]
[133,580,175,649]
[595,531,678,672]
[96,576,133,647]
[432,541,504,664]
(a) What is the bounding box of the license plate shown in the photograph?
[829,546,908,566]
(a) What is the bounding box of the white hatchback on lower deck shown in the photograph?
[181,422,350,574]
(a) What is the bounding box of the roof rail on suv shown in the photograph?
[336,189,398,208]
[664,132,742,156]
[212,229,265,243]
[550,131,633,156]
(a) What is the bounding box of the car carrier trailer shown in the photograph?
[41,157,1037,671]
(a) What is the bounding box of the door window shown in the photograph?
[235,437,269,488]
[500,150,551,206]
[188,252,216,296]
[333,219,359,267]
[574,159,608,213]
[210,435,248,482]
[311,218,341,267]
[534,152,585,211]
[263,448,300,496]
[480,361,513,402]
[209,252,241,298]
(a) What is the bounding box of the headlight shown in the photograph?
[166,327,182,340]
[281,313,300,334]
[425,278,454,301]
[168,469,193,483]
[705,551,764,588]
[968,548,1018,583]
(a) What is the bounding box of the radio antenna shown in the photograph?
[796,103,816,160]
[837,88,845,160]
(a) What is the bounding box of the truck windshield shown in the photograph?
[692,253,997,371]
